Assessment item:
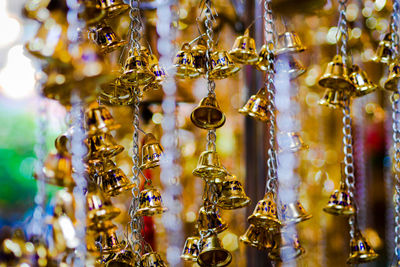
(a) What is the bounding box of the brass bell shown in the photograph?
[192,40,207,74]
[349,64,377,96]
[276,55,306,79]
[217,176,251,210]
[281,200,312,224]
[197,206,228,233]
[209,50,241,79]
[85,103,120,136]
[135,186,167,216]
[99,227,124,254]
[239,224,275,250]
[319,55,355,92]
[323,173,356,216]
[37,152,75,188]
[238,87,269,122]
[86,132,124,160]
[229,29,258,65]
[197,233,232,267]
[87,220,116,233]
[87,183,121,222]
[100,78,134,106]
[101,160,134,197]
[96,0,130,18]
[346,229,379,264]
[191,93,226,130]
[51,214,80,253]
[174,43,200,79]
[277,132,308,153]
[140,133,163,169]
[248,192,282,230]
[256,43,274,72]
[148,55,167,84]
[373,33,393,64]
[192,150,228,182]
[89,25,127,54]
[319,88,345,109]
[269,232,305,261]
[181,236,200,261]
[121,49,155,86]
[384,61,400,91]
[141,252,168,267]
[275,31,306,55]
[107,248,139,267]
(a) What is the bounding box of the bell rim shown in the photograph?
[318,75,355,90]
[282,213,312,225]
[217,196,251,210]
[99,40,128,54]
[180,254,198,261]
[87,206,121,222]
[288,67,306,80]
[209,66,241,80]
[248,214,282,228]
[135,206,167,217]
[239,108,269,122]
[119,71,155,86]
[319,99,344,109]
[101,4,130,18]
[354,84,377,96]
[197,247,232,267]
[372,55,392,64]
[346,252,379,264]
[239,235,271,250]
[198,223,228,234]
[192,166,228,179]
[105,183,135,197]
[275,45,306,56]
[322,205,356,216]
[190,111,226,130]
[229,50,259,64]
[268,246,305,261]
[140,159,161,170]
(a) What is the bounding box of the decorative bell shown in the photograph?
[197,233,232,267]
[275,54,306,79]
[256,43,274,72]
[384,61,400,91]
[191,93,226,130]
[349,64,377,96]
[106,248,139,267]
[209,50,241,79]
[275,31,306,55]
[141,252,168,267]
[135,186,167,216]
[87,220,116,233]
[192,150,228,182]
[239,87,269,122]
[319,88,346,109]
[217,176,251,210]
[174,43,200,79]
[181,236,200,261]
[96,0,130,18]
[101,160,134,197]
[248,192,282,230]
[53,188,75,219]
[121,50,155,86]
[323,180,355,216]
[85,103,120,136]
[373,33,393,64]
[197,206,228,233]
[281,200,312,224]
[100,78,134,106]
[140,133,163,169]
[192,40,207,74]
[229,29,258,65]
[269,232,305,261]
[86,132,124,160]
[52,214,80,253]
[89,25,127,54]
[346,229,379,264]
[318,55,355,92]
[148,54,167,84]
[37,152,75,188]
[277,132,308,153]
[86,183,121,222]
[99,228,124,254]
[240,224,275,250]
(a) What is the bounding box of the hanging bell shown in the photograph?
[275,31,306,55]
[277,132,308,153]
[256,43,274,72]
[281,200,312,224]
[319,88,346,109]
[384,61,400,91]
[174,43,200,79]
[181,236,200,261]
[239,224,275,250]
[248,192,282,230]
[373,33,393,64]
[192,150,228,182]
[85,103,120,136]
[197,233,232,267]
[101,160,134,197]
[121,49,155,86]
[96,0,130,18]
[37,152,75,188]
[349,64,377,96]
[87,220,116,233]
[99,227,124,254]
[140,133,163,170]
[191,93,226,130]
[89,25,127,54]
[323,181,356,216]
[141,252,168,267]
[275,54,306,79]
[209,50,241,79]
[87,183,121,222]
[217,176,251,210]
[53,188,75,219]
[268,232,305,262]
[106,248,139,267]
[51,214,80,253]
[192,40,207,74]
[86,132,124,160]
[148,55,167,84]
[239,87,269,122]
[346,229,379,264]
[197,206,228,233]
[100,78,134,106]
[229,29,259,65]
[318,55,355,92]
[135,186,167,216]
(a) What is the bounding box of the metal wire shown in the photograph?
[390,0,400,59]
[392,92,400,260]
[337,0,350,66]
[128,0,143,52]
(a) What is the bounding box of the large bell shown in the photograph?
[121,50,155,86]
[85,103,120,136]
[96,0,130,18]
[256,43,274,72]
[281,200,312,224]
[197,233,232,267]
[346,229,379,264]
[87,183,121,222]
[318,55,355,92]
[276,31,306,55]
[86,132,124,160]
[319,88,345,109]
[229,29,258,65]
[323,180,356,216]
[238,87,269,122]
[174,43,200,79]
[100,78,134,106]
[135,186,167,216]
[239,224,275,250]
[51,214,80,253]
[101,160,134,197]
[197,206,228,233]
[192,40,207,74]
[181,236,200,261]
[192,150,228,182]
[89,25,127,54]
[349,64,377,96]
[191,94,226,130]
[217,176,251,210]
[384,61,400,91]
[373,33,393,64]
[248,192,282,230]
[277,132,308,153]
[209,50,241,79]
[37,152,75,188]
[275,54,306,79]
[268,232,305,261]
[140,133,163,169]
[141,252,168,267]
[106,248,139,267]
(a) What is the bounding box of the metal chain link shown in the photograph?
[392,92,400,259]
[337,0,350,66]
[390,0,400,59]
[128,0,143,52]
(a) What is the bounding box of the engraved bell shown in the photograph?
[135,186,167,217]
[281,200,312,224]
[229,29,258,65]
[89,24,127,54]
[140,133,163,170]
[248,192,282,230]
[197,206,228,233]
[346,228,379,264]
[209,50,241,79]
[121,49,155,86]
[239,87,270,122]
[384,61,400,91]
[181,236,200,261]
[174,43,200,79]
[217,176,251,210]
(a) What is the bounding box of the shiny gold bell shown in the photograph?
[256,43,274,72]
[192,40,207,74]
[319,88,346,109]
[96,0,130,18]
[135,186,167,216]
[121,49,155,86]
[181,236,200,261]
[191,93,226,130]
[86,132,124,160]
[174,43,200,79]
[217,176,251,209]
[100,160,134,197]
[192,150,228,182]
[384,61,400,91]
[349,64,377,96]
[99,227,124,254]
[197,206,228,233]
[197,233,232,267]
[229,29,258,65]
[148,55,167,84]
[276,54,306,79]
[106,247,139,267]
[318,55,355,92]
[141,252,168,267]
[239,87,269,122]
[346,229,379,264]
[100,78,134,106]
[53,188,75,219]
[248,192,282,230]
[140,133,163,169]
[209,50,241,79]
[239,224,275,250]
[89,25,127,54]
[38,152,75,188]
[85,103,120,136]
[277,132,308,153]
[281,200,312,224]
[276,31,306,55]
[373,33,393,64]
[52,214,80,253]
[87,183,121,222]
[269,232,305,261]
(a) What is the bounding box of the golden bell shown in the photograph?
[248,192,282,230]
[319,55,355,92]
[373,33,393,64]
[323,181,355,216]
[174,43,200,79]
[319,88,345,109]
[141,252,168,267]
[100,78,134,106]
[276,55,306,79]
[52,214,80,253]
[121,50,155,86]
[87,183,121,222]
[53,188,75,219]
[37,152,75,188]
[148,55,167,84]
[101,160,134,196]
[99,228,124,254]
[229,29,258,65]
[191,94,226,130]
[276,31,306,55]
[85,103,120,136]
[192,40,207,74]
[197,206,228,233]
[135,186,167,216]
[140,133,163,169]
[96,0,130,18]
[346,229,379,264]
[281,201,312,224]
[384,61,400,91]
[269,232,305,261]
[239,224,275,250]
[256,43,274,72]
[217,176,251,209]
[86,133,124,160]
[197,233,232,267]
[107,248,139,267]
[192,150,228,182]
[277,132,308,153]
[349,64,377,96]
[209,50,241,79]
[181,236,200,261]
[89,25,127,54]
[238,87,269,122]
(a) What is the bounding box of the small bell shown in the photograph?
[239,87,269,122]
[87,183,121,222]
[318,55,355,92]
[319,88,346,109]
[100,78,134,106]
[86,132,124,160]
[85,103,120,136]
[209,50,241,79]
[217,176,251,210]
[101,160,134,197]
[106,248,139,267]
[275,55,306,79]
[121,49,155,86]
[174,43,200,79]
[239,224,275,250]
[51,214,80,253]
[89,25,127,54]
[37,152,75,188]
[197,233,232,267]
[181,236,200,261]
[135,186,167,216]
[346,229,379,264]
[197,206,228,233]
[275,31,306,55]
[373,33,393,64]
[277,132,308,153]
[96,0,130,18]
[99,227,124,254]
[229,29,259,65]
[281,200,312,224]
[269,232,305,261]
[148,55,167,84]
[192,150,228,182]
[140,133,163,170]
[256,43,274,72]
[192,40,207,74]
[191,93,226,130]
[53,188,75,219]
[384,61,400,91]
[248,192,282,230]
[141,252,168,267]
[349,64,377,96]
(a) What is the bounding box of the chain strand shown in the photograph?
[128,0,143,52]
[390,0,400,59]
[337,0,349,66]
[392,92,400,259]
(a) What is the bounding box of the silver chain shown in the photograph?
[337,0,350,66]
[392,92,400,259]
[128,0,143,52]
[390,0,400,59]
